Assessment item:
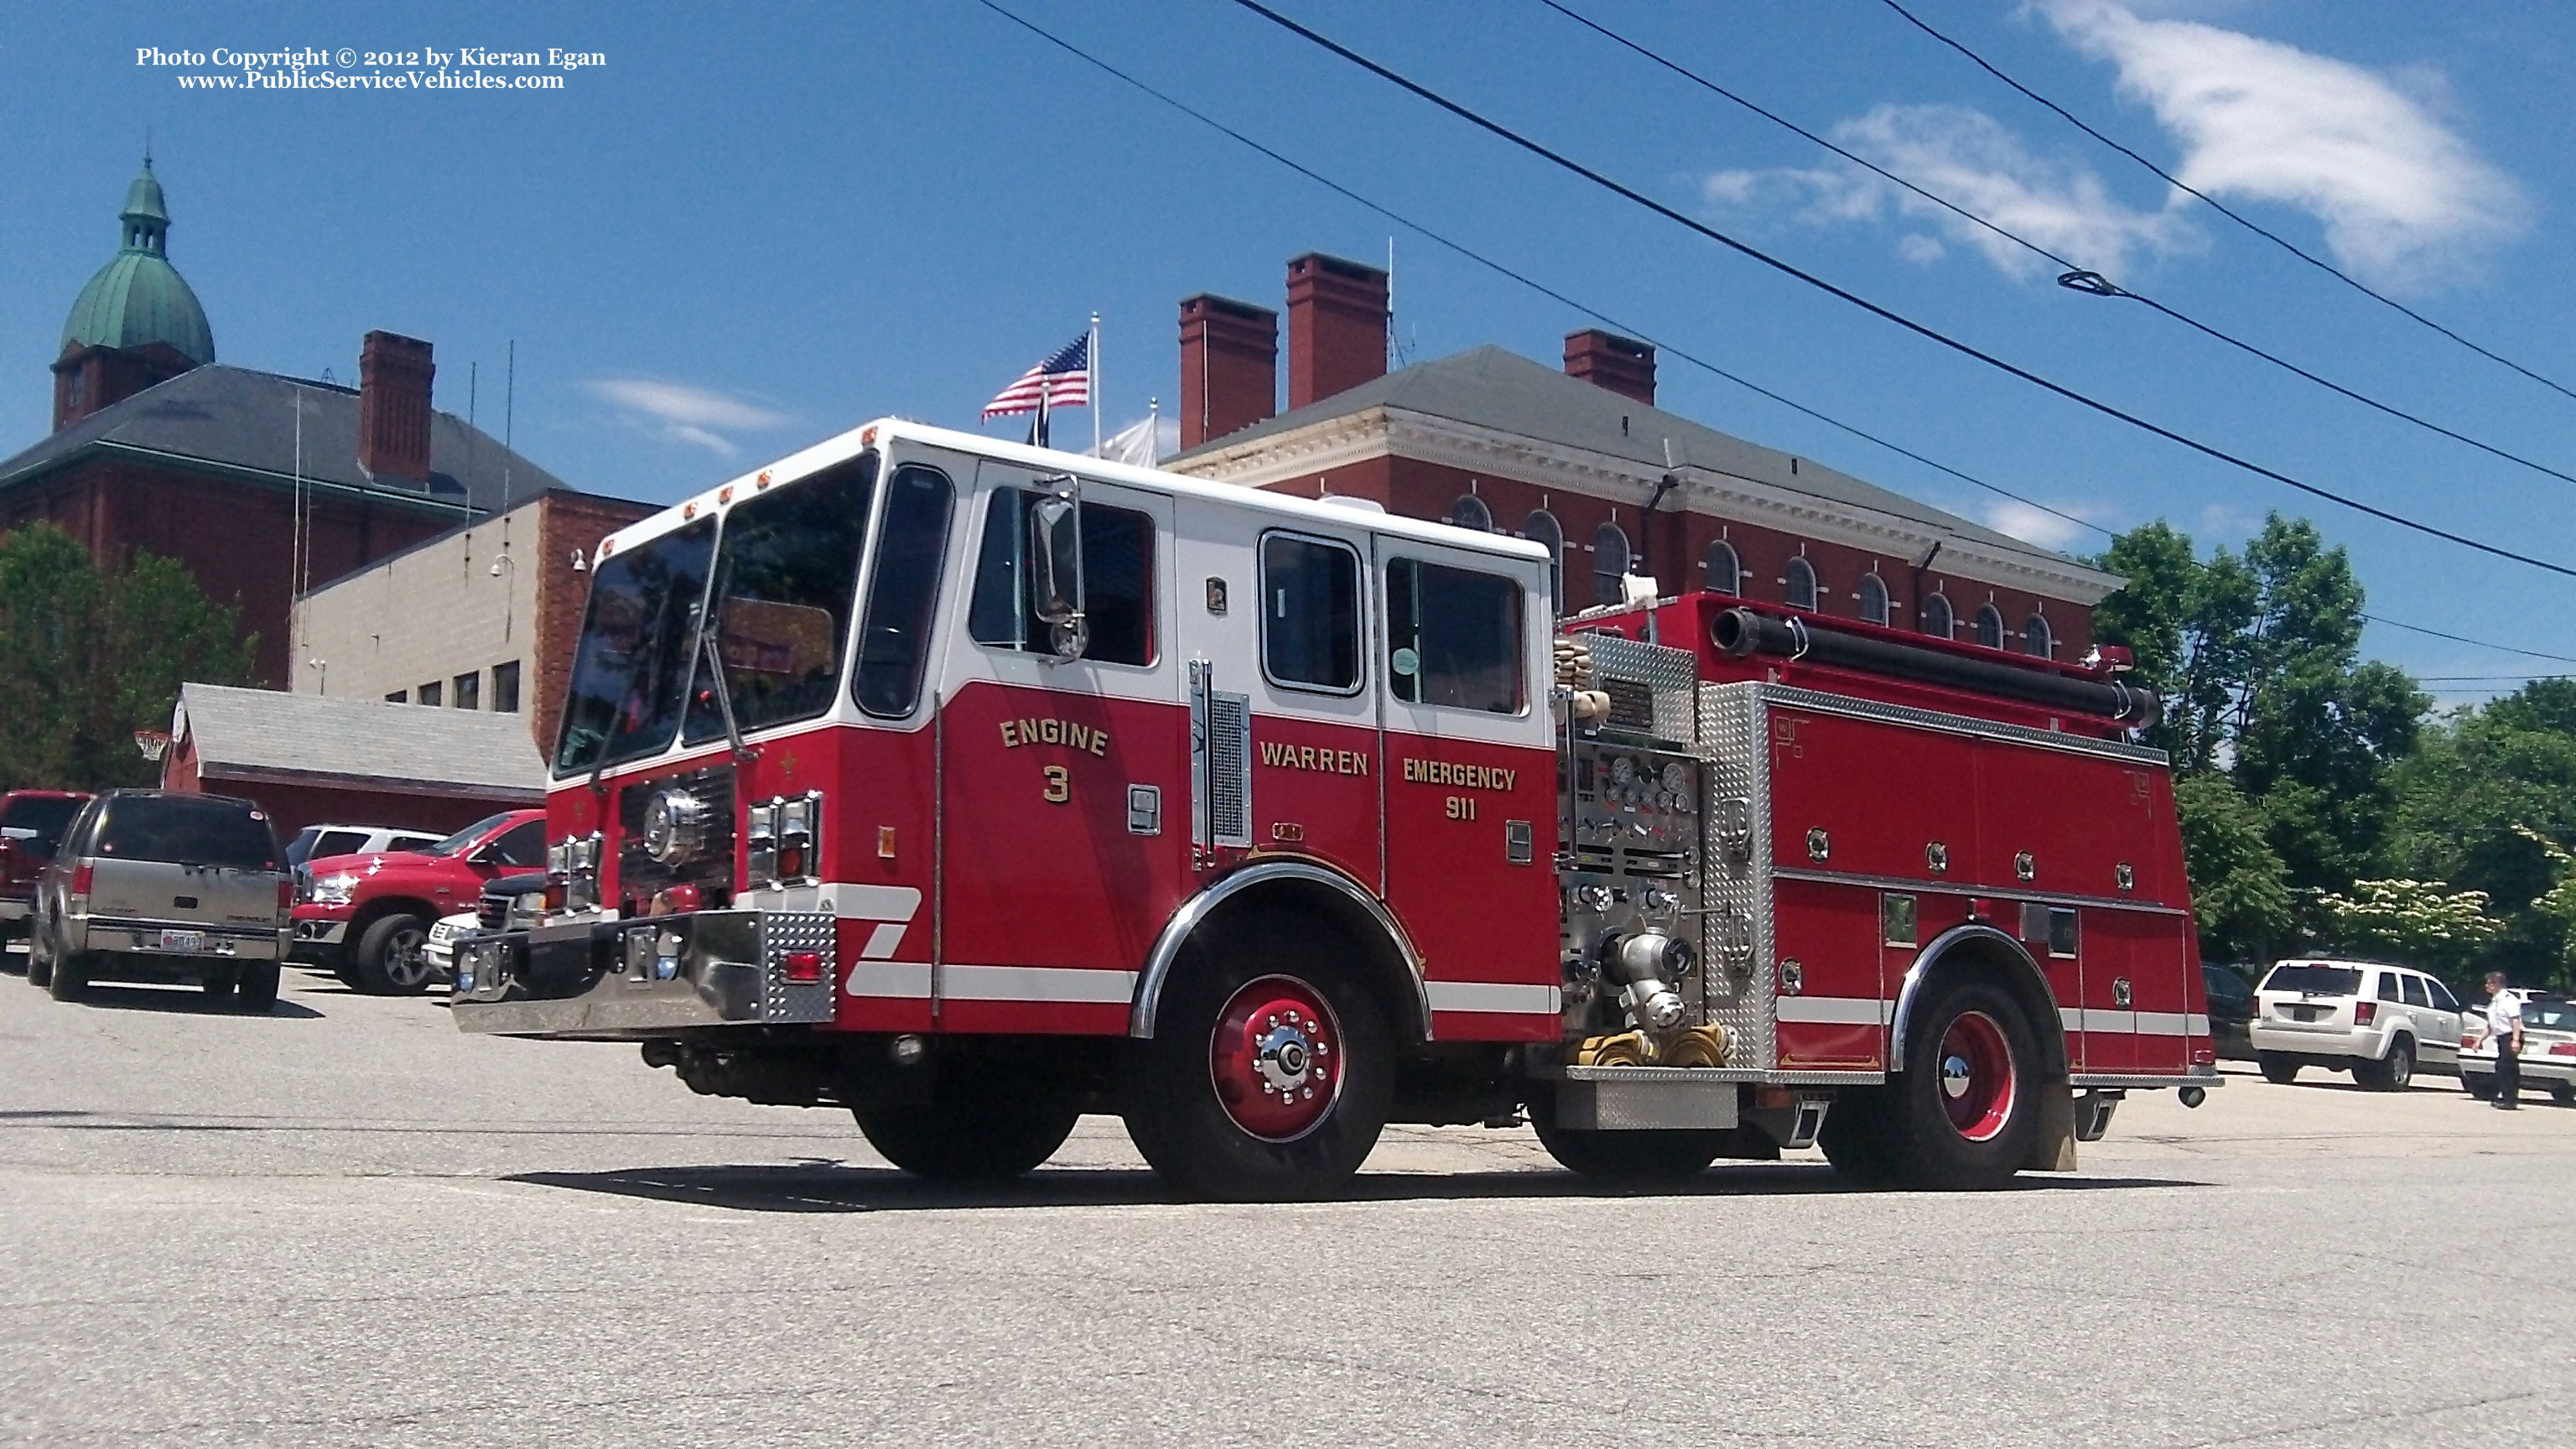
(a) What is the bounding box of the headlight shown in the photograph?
[311,872,360,906]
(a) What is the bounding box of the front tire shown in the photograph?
[2258,1052,2300,1085]
[1119,922,1394,1202]
[351,913,434,995]
[1840,974,2041,1191]
[851,1069,1080,1182]
[48,949,91,1001]
[2550,1082,2574,1107]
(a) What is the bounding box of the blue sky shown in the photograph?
[7,2,2573,700]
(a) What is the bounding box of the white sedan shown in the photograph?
[2462,994,2576,1104]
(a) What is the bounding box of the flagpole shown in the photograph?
[1089,312,1102,456]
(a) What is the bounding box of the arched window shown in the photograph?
[1703,539,1741,596]
[1974,604,2005,650]
[1784,555,1818,611]
[1522,510,1563,611]
[1920,591,1954,639]
[1446,494,1493,532]
[1857,572,1889,626]
[1592,522,1631,606]
[2023,612,2054,658]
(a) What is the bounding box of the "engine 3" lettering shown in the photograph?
[999,718,1109,756]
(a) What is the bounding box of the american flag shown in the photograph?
[982,333,1093,418]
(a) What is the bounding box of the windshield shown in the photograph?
[96,795,278,870]
[2,795,84,857]
[2263,963,2365,996]
[683,454,875,744]
[419,812,517,858]
[553,517,719,774]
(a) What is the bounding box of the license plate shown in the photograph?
[158,930,207,953]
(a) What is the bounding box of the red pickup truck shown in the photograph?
[290,809,546,995]
[2,790,92,949]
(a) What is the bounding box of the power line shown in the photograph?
[1224,0,2576,580]
[1875,0,2576,408]
[1537,0,2576,494]
[977,0,2576,672]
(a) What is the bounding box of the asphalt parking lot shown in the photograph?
[2,954,2569,1448]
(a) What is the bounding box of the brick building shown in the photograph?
[163,683,543,839]
[1166,253,2120,650]
[0,162,586,686]
[290,487,653,755]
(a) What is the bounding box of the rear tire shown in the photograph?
[1862,973,2043,1191]
[351,913,433,995]
[2258,1052,2300,1085]
[2357,1037,2414,1091]
[2550,1082,2574,1107]
[851,1068,1080,1182]
[1119,917,1394,1202]
[48,949,90,1001]
[236,963,280,1014]
[26,928,54,989]
[1527,1083,1726,1182]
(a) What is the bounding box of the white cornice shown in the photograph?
[1170,408,2122,605]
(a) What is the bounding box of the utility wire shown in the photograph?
[1224,0,2576,580]
[1540,0,2576,493]
[1876,0,2576,408]
[973,1,2576,670]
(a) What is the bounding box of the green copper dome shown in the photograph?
[60,160,214,366]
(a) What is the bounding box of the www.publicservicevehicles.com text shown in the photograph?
[136,46,603,91]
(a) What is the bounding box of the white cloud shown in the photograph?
[586,377,792,458]
[2039,0,2528,288]
[1981,497,2100,552]
[1704,104,2196,279]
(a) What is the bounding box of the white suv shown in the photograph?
[2250,959,2462,1090]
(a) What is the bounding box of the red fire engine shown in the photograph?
[452,418,2216,1199]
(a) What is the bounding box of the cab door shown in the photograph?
[933,462,1184,1033]
[1374,532,1559,1035]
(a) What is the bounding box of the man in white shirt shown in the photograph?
[2485,972,2524,1110]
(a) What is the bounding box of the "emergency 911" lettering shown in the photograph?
[1400,758,1519,792]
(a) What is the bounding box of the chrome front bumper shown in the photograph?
[451,908,838,1038]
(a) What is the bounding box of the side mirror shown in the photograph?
[1027,480,1088,660]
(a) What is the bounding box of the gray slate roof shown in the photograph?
[0,364,569,513]
[175,683,544,799]
[1171,345,2080,570]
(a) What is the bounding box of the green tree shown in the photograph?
[2091,513,2427,962]
[2313,878,2504,976]
[0,522,258,791]
[2390,681,2576,990]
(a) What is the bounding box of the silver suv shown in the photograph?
[26,791,292,1011]
[2250,958,2462,1089]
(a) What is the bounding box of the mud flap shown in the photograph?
[2024,1079,2078,1172]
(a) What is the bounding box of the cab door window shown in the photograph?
[853,465,956,716]
[969,488,1156,667]
[1385,557,1524,713]
[2401,974,2430,1009]
[1259,533,1363,693]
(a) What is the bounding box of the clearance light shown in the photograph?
[782,949,824,984]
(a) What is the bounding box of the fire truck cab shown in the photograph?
[454,418,2215,1199]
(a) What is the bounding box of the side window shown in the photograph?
[1387,558,1524,713]
[2428,978,2460,1012]
[2402,974,2430,1008]
[1521,511,1562,610]
[1974,604,2005,650]
[491,821,548,868]
[969,487,1156,667]
[2375,972,2402,1003]
[1260,532,1362,692]
[2024,612,2054,658]
[1921,591,1954,639]
[314,831,367,858]
[1446,494,1493,532]
[1703,539,1740,597]
[1591,523,1630,606]
[852,465,955,717]
[1857,572,1890,626]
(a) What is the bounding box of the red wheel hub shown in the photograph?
[1208,975,1343,1141]
[1937,1010,2018,1142]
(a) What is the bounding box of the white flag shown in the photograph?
[1091,413,1160,468]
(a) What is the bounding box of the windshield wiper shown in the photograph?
[698,623,755,764]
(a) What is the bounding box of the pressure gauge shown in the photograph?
[1662,761,1689,795]
[1611,756,1637,787]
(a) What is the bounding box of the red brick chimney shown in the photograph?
[1179,295,1278,450]
[1564,329,1654,406]
[1285,253,1389,411]
[358,330,435,483]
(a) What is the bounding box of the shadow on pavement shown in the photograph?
[509,1161,2210,1214]
[55,983,325,1019]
